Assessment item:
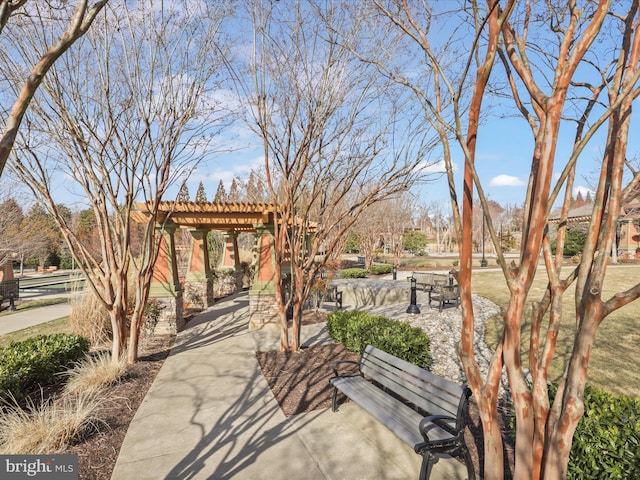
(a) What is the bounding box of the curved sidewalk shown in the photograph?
[111,292,468,480]
[0,302,70,336]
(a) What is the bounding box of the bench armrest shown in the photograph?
[419,414,458,438]
[331,359,360,377]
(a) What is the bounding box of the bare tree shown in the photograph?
[241,0,434,351]
[371,1,640,478]
[8,0,234,363]
[0,0,107,178]
[0,192,24,268]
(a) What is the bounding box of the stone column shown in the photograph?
[249,224,279,328]
[184,228,213,309]
[149,222,184,334]
[218,231,243,295]
[220,232,240,270]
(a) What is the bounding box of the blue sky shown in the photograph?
[6,1,638,217]
[183,104,635,214]
[177,16,640,214]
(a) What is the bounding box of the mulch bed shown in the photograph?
[257,342,360,417]
[60,334,174,480]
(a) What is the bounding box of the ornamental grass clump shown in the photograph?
[64,351,128,396]
[0,391,104,454]
[69,287,111,346]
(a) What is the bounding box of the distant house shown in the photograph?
[549,201,640,258]
[617,200,640,256]
[0,263,14,282]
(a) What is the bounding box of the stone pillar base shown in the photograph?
[215,272,244,298]
[183,279,213,309]
[248,291,280,329]
[153,295,184,335]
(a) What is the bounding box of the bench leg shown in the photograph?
[336,291,342,310]
[419,451,436,480]
[331,387,339,412]
[460,444,475,479]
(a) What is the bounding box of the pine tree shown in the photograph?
[228,178,240,202]
[245,170,267,202]
[176,180,190,202]
[195,181,208,203]
[214,180,227,203]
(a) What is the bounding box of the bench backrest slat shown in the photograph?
[360,345,469,431]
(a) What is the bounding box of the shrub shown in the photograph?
[368,264,393,275]
[339,268,367,279]
[402,230,428,254]
[509,384,640,479]
[565,385,640,479]
[0,334,90,405]
[326,310,430,367]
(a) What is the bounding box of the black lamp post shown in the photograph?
[406,277,420,314]
[481,213,488,268]
[392,265,397,280]
[8,292,16,311]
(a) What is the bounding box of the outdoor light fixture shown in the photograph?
[406,277,420,314]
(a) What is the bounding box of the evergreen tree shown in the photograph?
[245,170,267,202]
[176,180,190,202]
[228,178,241,202]
[214,180,227,203]
[195,181,208,203]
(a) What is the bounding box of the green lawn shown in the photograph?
[473,264,640,398]
[2,263,638,397]
[0,316,71,347]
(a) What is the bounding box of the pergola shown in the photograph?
[133,201,284,332]
[133,201,277,231]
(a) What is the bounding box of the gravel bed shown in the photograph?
[357,287,508,392]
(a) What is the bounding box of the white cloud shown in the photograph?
[421,159,457,174]
[489,174,526,187]
[574,185,594,198]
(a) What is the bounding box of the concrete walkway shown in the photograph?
[0,302,70,336]
[111,291,469,480]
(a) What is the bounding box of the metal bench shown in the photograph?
[409,272,448,292]
[325,285,343,309]
[329,345,474,480]
[428,284,460,312]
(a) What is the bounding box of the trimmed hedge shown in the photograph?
[339,268,368,279]
[509,384,640,478]
[368,264,394,275]
[326,310,430,367]
[565,385,640,479]
[0,333,90,405]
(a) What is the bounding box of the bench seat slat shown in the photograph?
[329,345,475,479]
[360,351,463,418]
[329,376,455,447]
